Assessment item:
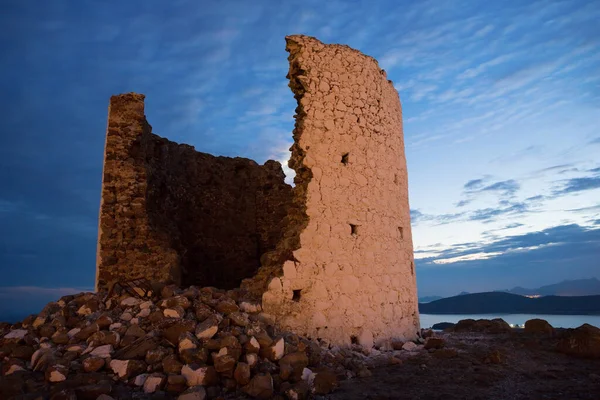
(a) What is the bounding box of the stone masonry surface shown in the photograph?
[248,35,419,346]
[96,35,419,347]
[96,94,292,291]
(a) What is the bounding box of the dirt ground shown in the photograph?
[327,331,600,400]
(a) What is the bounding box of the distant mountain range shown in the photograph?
[505,278,600,297]
[419,292,600,315]
[418,278,600,303]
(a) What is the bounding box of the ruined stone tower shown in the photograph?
[96,35,419,346]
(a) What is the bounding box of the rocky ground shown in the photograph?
[1,284,599,399]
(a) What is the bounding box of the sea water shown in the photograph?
[420,313,600,329]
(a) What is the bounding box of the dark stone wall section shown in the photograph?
[96,93,293,291]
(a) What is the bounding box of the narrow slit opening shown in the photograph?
[398,227,404,239]
[292,289,302,302]
[350,224,358,236]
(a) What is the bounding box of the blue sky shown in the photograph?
[0,0,599,317]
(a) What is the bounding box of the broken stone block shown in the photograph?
[146,346,171,365]
[260,337,285,361]
[166,374,188,393]
[134,373,149,386]
[90,344,114,358]
[181,364,218,386]
[52,330,70,345]
[178,332,199,353]
[125,324,146,338]
[179,347,208,365]
[143,373,166,393]
[229,311,249,327]
[402,341,418,352]
[279,351,309,382]
[245,336,260,354]
[46,364,69,382]
[213,347,237,375]
[215,299,239,315]
[121,297,142,307]
[246,353,259,368]
[239,301,262,314]
[83,356,105,372]
[243,373,274,399]
[109,359,146,380]
[162,354,184,374]
[160,295,192,310]
[163,320,197,346]
[164,306,185,318]
[177,385,207,400]
[234,361,251,386]
[195,317,218,340]
[424,337,445,350]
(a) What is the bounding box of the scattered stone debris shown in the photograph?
[3,290,598,399]
[0,284,428,399]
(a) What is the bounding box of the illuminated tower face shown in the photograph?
[255,35,419,346]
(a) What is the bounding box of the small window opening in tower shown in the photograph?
[341,152,349,165]
[350,224,358,236]
[292,289,302,302]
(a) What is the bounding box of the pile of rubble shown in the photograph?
[0,283,428,399]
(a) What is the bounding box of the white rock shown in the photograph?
[239,301,262,313]
[163,308,183,318]
[140,301,153,310]
[109,322,122,331]
[245,353,258,368]
[271,337,285,360]
[247,336,260,353]
[66,345,86,354]
[49,369,67,382]
[137,308,151,318]
[301,367,315,386]
[402,341,418,352]
[110,359,129,378]
[121,297,142,307]
[4,329,28,340]
[143,374,164,393]
[134,373,149,386]
[181,365,214,386]
[179,336,197,352]
[195,320,218,340]
[67,328,81,338]
[121,312,133,321]
[90,344,114,358]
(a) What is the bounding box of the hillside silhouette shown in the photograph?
[419,292,600,315]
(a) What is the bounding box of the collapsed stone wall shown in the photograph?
[96,94,292,291]
[96,35,419,347]
[248,35,420,346]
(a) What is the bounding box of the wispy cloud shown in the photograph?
[469,202,529,223]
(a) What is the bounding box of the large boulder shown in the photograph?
[524,319,555,336]
[451,318,512,334]
[557,323,600,359]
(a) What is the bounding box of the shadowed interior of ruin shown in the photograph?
[142,133,293,289]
